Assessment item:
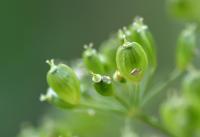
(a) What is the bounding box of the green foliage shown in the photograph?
[18,0,200,137]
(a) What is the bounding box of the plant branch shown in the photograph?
[135,112,176,137]
[141,69,182,107]
[114,94,130,109]
[79,101,127,115]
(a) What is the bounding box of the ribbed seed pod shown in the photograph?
[176,25,196,71]
[99,35,120,72]
[182,71,200,103]
[167,0,200,23]
[92,73,114,96]
[46,59,80,106]
[83,44,105,74]
[40,88,74,108]
[116,40,148,83]
[124,17,157,73]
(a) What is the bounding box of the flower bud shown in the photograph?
[40,88,74,108]
[116,40,148,83]
[182,71,200,103]
[113,70,126,83]
[176,25,196,71]
[83,44,105,74]
[46,59,80,106]
[124,17,157,73]
[92,73,114,96]
[167,0,200,22]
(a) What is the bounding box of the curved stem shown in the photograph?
[135,113,176,137]
[141,69,182,107]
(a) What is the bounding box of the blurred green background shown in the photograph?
[0,0,181,137]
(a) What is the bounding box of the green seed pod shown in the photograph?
[161,96,200,137]
[116,40,148,83]
[40,88,74,108]
[83,44,105,74]
[167,0,200,23]
[176,25,196,71]
[46,59,80,106]
[113,70,126,83]
[92,73,114,96]
[182,71,200,104]
[99,35,120,72]
[124,17,157,73]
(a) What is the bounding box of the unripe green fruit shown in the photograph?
[176,25,196,71]
[99,35,120,72]
[92,73,114,96]
[182,71,200,103]
[161,96,200,137]
[116,41,148,83]
[83,44,105,74]
[46,60,80,106]
[40,88,74,108]
[124,17,157,73]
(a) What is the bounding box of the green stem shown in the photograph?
[135,113,175,137]
[127,82,134,105]
[79,101,126,115]
[141,69,182,107]
[140,69,154,100]
[125,83,141,108]
[121,117,133,137]
[114,94,130,109]
[133,84,140,106]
